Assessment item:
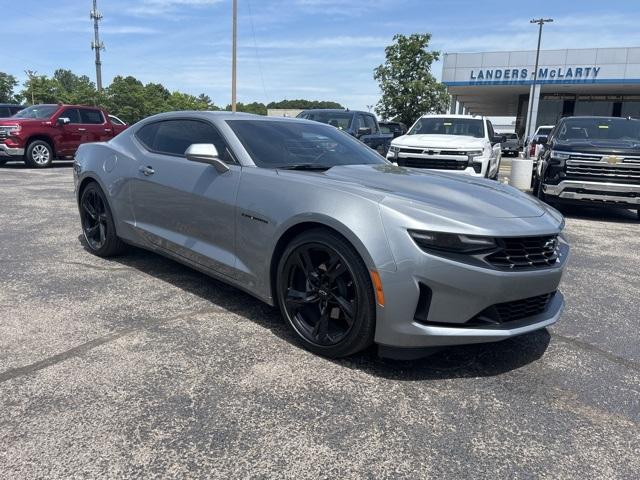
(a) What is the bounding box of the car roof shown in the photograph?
[299,109,371,115]
[420,113,486,120]
[0,103,23,107]
[136,110,318,125]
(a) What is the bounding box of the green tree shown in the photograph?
[21,74,58,105]
[225,102,267,115]
[0,72,19,103]
[103,76,147,124]
[374,33,449,126]
[52,69,101,105]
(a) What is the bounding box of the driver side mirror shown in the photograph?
[357,127,372,137]
[185,143,230,173]
[57,117,71,126]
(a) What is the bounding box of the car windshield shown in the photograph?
[226,119,387,169]
[12,105,58,119]
[505,133,518,139]
[379,125,392,134]
[298,111,352,130]
[556,118,640,141]
[408,117,485,138]
[537,127,553,136]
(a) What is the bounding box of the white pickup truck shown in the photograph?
[386,114,503,179]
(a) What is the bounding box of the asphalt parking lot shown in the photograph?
[1,162,639,479]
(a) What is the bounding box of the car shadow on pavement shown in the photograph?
[553,203,639,223]
[79,236,552,381]
[1,161,74,169]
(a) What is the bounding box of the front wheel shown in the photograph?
[277,229,376,358]
[79,182,126,257]
[25,140,54,168]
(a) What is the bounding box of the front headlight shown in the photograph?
[2,125,21,136]
[550,151,570,160]
[388,145,400,156]
[409,230,497,253]
[466,149,483,162]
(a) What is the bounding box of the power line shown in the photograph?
[90,0,105,91]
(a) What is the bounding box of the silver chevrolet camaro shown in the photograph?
[73,111,569,359]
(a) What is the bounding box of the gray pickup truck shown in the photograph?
[297,109,393,155]
[500,133,521,156]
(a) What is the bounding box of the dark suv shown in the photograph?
[297,109,392,155]
[534,116,640,216]
[0,104,24,118]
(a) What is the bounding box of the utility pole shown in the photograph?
[24,70,37,105]
[231,0,237,112]
[525,17,553,141]
[90,0,105,91]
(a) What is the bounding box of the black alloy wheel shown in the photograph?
[79,182,126,257]
[277,229,376,358]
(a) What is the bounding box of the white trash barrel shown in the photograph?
[509,157,534,190]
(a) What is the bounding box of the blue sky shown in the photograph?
[4,0,640,110]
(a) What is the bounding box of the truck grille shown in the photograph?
[398,157,467,170]
[0,130,8,140]
[485,235,560,270]
[566,160,640,182]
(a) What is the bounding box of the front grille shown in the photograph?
[398,157,467,170]
[565,160,640,182]
[486,236,559,270]
[0,130,8,140]
[399,147,471,156]
[471,292,556,325]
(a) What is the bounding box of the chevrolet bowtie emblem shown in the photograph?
[604,155,622,165]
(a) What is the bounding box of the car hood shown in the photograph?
[318,164,546,219]
[392,134,485,149]
[553,139,640,155]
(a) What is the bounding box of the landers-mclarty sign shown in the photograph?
[470,66,601,81]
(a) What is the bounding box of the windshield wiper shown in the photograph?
[277,164,333,171]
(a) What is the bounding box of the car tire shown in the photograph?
[25,140,54,168]
[276,228,376,358]
[79,182,126,257]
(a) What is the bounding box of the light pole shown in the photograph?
[24,70,37,105]
[231,0,237,112]
[525,17,553,141]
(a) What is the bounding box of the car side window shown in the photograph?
[61,108,82,124]
[109,116,124,126]
[80,108,105,124]
[355,115,366,131]
[136,123,160,149]
[486,120,495,140]
[365,115,378,133]
[0,107,10,117]
[142,119,234,163]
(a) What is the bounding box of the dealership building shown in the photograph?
[442,47,640,138]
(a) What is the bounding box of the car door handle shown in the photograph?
[104,129,112,132]
[78,128,87,131]
[138,166,155,176]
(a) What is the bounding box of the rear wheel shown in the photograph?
[25,140,54,168]
[277,229,376,358]
[79,182,126,257]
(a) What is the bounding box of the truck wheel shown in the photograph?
[25,140,53,168]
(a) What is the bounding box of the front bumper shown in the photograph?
[0,143,24,157]
[374,225,568,349]
[544,180,640,206]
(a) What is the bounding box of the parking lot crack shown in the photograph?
[551,332,640,373]
[0,327,138,384]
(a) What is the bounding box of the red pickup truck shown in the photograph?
[0,104,128,168]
